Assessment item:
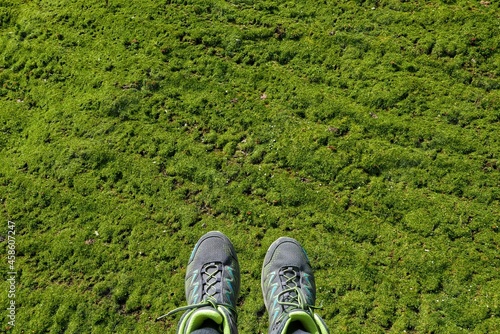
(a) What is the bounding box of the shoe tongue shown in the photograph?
[284,311,319,334]
[186,307,223,332]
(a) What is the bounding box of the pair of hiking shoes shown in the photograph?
[159,231,329,334]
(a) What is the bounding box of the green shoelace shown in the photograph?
[274,267,322,325]
[156,296,236,321]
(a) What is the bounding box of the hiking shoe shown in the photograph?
[261,237,329,334]
[158,231,240,334]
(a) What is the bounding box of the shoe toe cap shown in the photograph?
[263,237,311,270]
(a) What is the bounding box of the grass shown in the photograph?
[1,0,499,332]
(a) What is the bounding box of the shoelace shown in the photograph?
[156,296,236,321]
[156,262,233,321]
[203,262,221,297]
[277,286,322,312]
[274,267,322,325]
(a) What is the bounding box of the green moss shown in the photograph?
[1,0,499,332]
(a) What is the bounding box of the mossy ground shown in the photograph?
[1,0,500,332]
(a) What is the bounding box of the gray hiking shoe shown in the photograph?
[261,237,329,334]
[158,231,240,334]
